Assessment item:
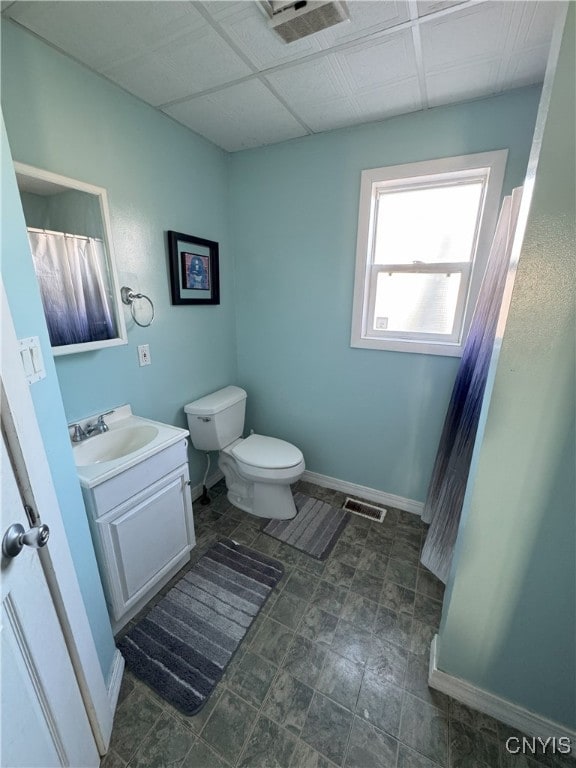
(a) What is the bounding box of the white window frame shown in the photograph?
[350,150,508,357]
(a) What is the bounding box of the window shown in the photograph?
[351,151,507,356]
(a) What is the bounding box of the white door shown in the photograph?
[1,156,116,761]
[1,426,100,768]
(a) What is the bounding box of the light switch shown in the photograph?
[18,337,46,384]
[31,344,43,373]
[21,347,34,377]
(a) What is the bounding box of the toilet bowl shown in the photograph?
[184,387,304,520]
[220,435,304,519]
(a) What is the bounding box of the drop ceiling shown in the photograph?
[1,0,562,152]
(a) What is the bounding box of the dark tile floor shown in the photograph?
[102,480,574,768]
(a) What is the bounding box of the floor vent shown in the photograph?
[343,497,387,523]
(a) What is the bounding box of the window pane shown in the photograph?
[373,182,484,265]
[373,271,462,335]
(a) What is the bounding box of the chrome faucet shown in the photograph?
[71,411,113,442]
[71,423,87,442]
[86,412,113,437]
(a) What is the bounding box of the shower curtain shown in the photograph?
[420,187,523,583]
[28,228,116,347]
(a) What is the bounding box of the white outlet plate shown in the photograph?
[138,344,151,366]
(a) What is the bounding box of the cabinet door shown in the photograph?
[99,471,190,618]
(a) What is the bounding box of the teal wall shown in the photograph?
[228,87,540,503]
[437,6,575,729]
[1,117,117,680]
[2,20,236,484]
[1,20,235,679]
[21,188,105,239]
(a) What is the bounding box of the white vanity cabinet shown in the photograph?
[81,439,195,632]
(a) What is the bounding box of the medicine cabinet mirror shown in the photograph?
[14,162,127,355]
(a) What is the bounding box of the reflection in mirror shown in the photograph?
[14,162,127,355]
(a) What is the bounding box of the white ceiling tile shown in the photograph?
[4,1,205,71]
[103,25,253,106]
[200,1,260,22]
[266,45,422,134]
[200,0,246,16]
[270,77,422,134]
[298,96,365,133]
[289,98,361,133]
[266,55,351,105]
[420,2,513,70]
[354,77,423,120]
[265,54,359,131]
[337,29,418,91]
[315,1,411,47]
[417,0,470,18]
[426,59,500,106]
[499,46,552,91]
[201,1,323,69]
[507,0,560,51]
[162,79,308,152]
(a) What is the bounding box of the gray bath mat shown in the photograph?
[262,492,350,560]
[117,539,283,715]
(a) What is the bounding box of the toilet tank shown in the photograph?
[184,386,247,451]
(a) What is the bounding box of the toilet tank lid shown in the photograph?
[184,386,246,416]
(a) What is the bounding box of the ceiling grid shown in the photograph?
[2,0,562,151]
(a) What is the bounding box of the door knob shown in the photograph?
[2,523,50,558]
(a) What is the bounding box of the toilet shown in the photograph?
[184,386,305,520]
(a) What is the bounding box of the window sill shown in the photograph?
[350,335,464,357]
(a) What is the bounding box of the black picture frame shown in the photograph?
[167,230,220,305]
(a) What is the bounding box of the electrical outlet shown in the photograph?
[138,344,151,366]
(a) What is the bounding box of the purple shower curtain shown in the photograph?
[420,188,523,583]
[28,228,116,347]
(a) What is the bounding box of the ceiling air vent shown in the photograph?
[263,1,350,44]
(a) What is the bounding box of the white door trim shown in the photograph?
[1,280,115,753]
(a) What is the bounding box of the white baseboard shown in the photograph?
[106,649,125,716]
[195,465,423,517]
[302,470,424,517]
[429,636,576,756]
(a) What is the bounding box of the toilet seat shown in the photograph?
[231,434,303,470]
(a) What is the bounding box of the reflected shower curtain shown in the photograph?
[420,187,523,583]
[28,229,116,346]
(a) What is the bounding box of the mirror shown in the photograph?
[14,162,127,355]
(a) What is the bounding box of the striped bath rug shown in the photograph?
[262,492,350,560]
[117,539,283,715]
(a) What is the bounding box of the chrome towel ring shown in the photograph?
[120,286,155,327]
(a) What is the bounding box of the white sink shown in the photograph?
[72,406,189,488]
[74,424,159,466]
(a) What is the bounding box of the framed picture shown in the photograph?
[168,231,220,305]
